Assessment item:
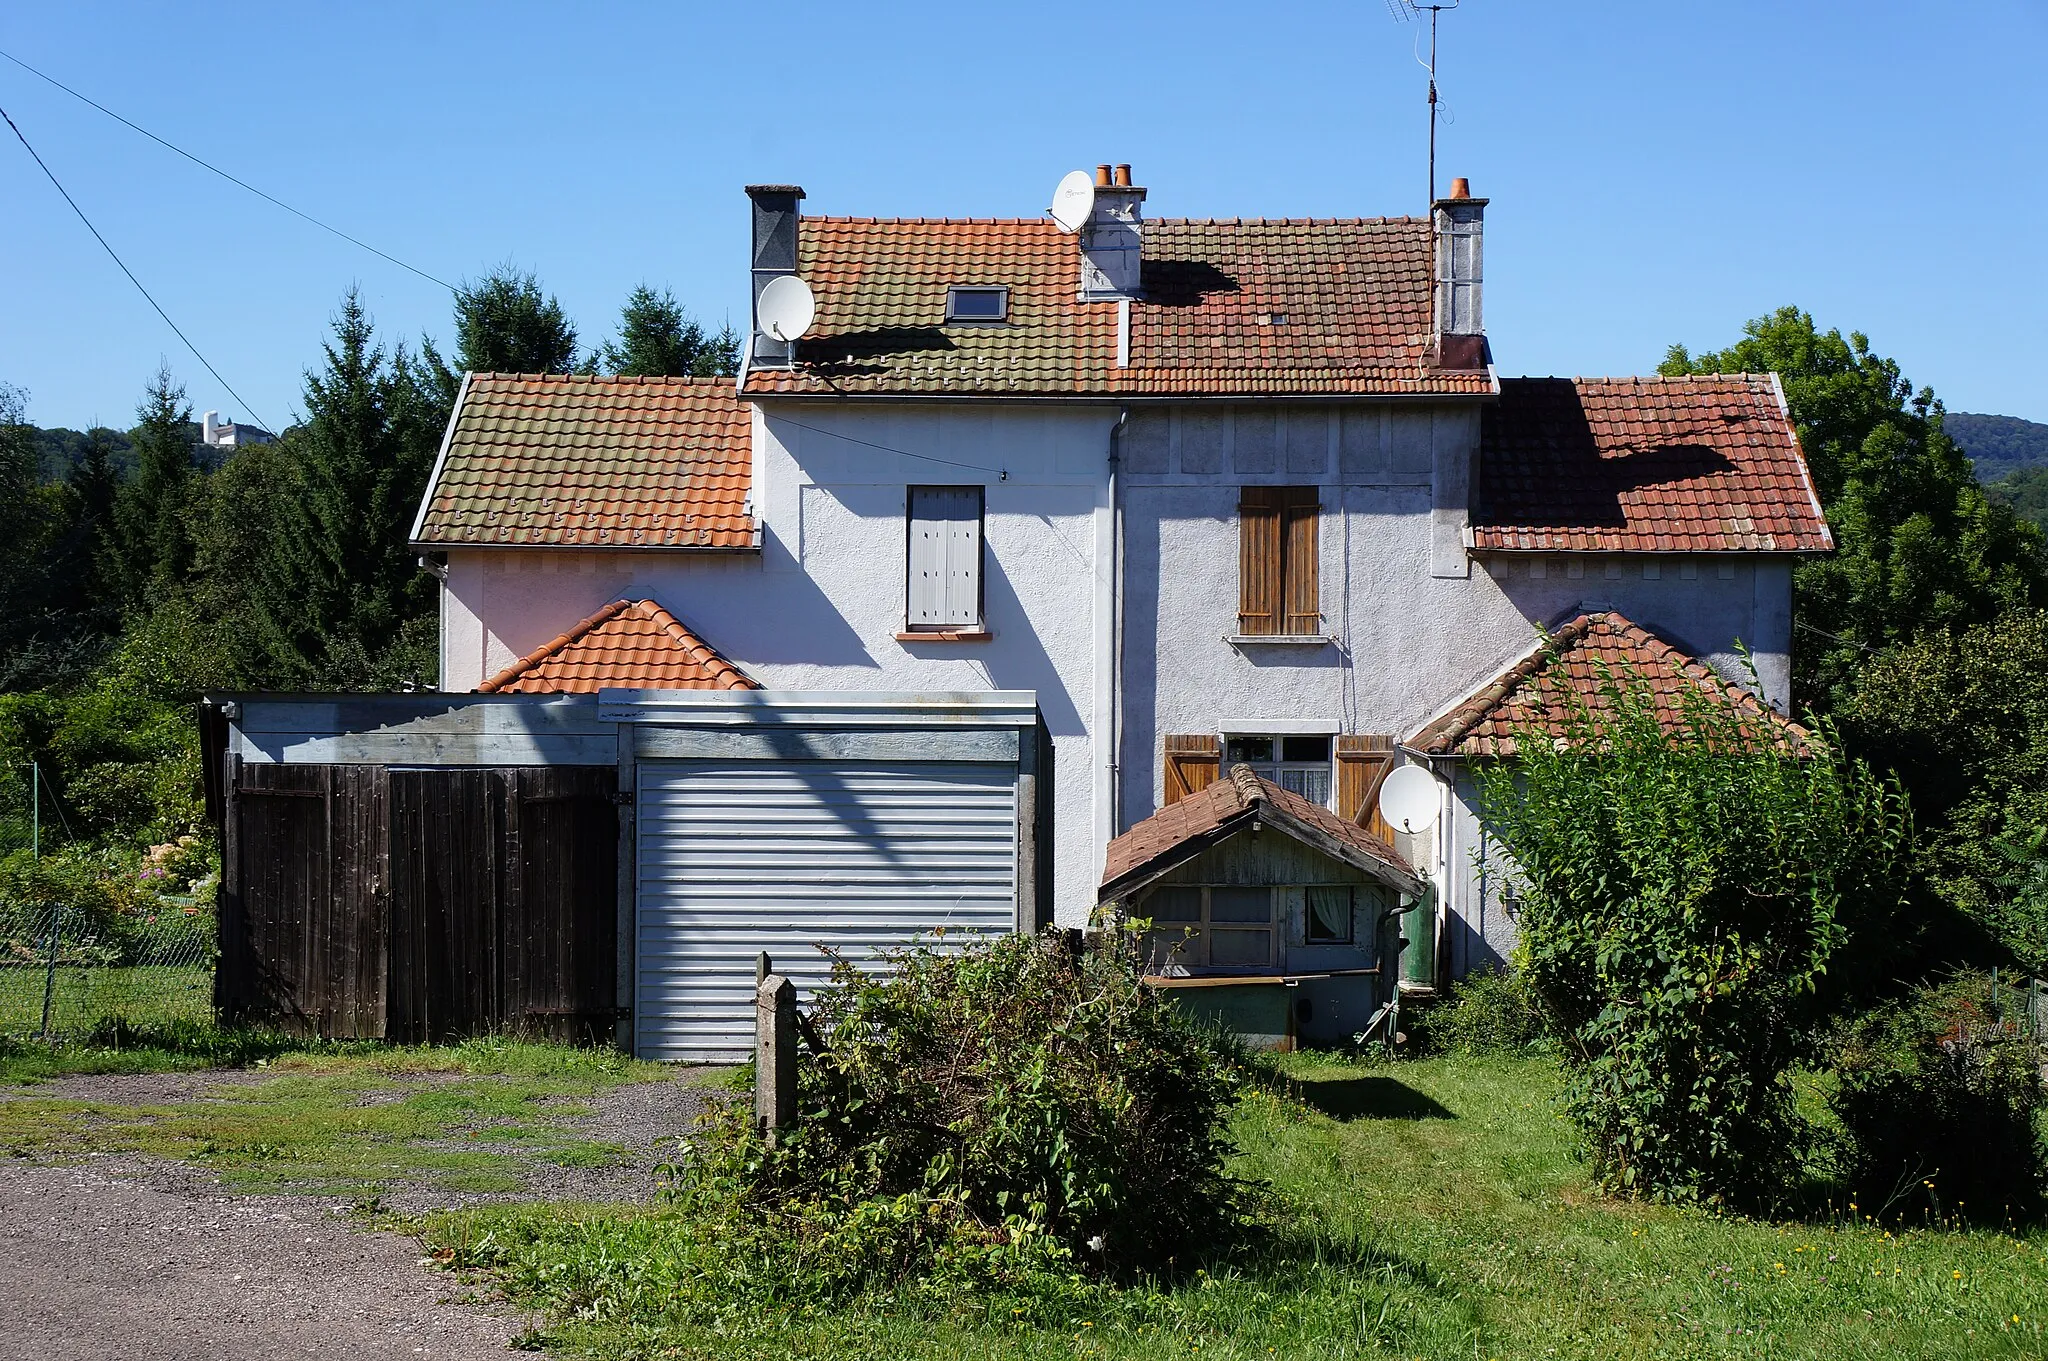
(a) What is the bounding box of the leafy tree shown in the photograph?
[106,365,200,611]
[1987,465,2048,534]
[254,290,438,689]
[1832,609,2048,974]
[1662,309,2047,707]
[1477,652,1910,1204]
[451,266,579,376]
[596,286,739,377]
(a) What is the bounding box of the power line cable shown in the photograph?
[0,47,454,292]
[1,99,271,431]
[770,413,1012,476]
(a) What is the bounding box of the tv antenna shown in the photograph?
[1387,0,1461,205]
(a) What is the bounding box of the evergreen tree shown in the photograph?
[1662,308,2047,707]
[107,365,198,610]
[256,290,438,688]
[597,286,740,377]
[451,266,579,375]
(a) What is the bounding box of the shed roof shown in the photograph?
[412,374,753,550]
[1101,765,1422,901]
[742,216,1496,399]
[1406,610,1811,758]
[476,598,758,694]
[1470,376,1832,553]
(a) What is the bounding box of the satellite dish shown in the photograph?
[1376,764,1441,834]
[757,275,816,342]
[1049,169,1096,234]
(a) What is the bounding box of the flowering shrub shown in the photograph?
[671,930,1249,1288]
[1477,652,1911,1205]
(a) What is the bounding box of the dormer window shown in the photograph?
[945,286,1009,324]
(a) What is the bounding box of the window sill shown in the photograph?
[1224,634,1334,647]
[896,627,994,643]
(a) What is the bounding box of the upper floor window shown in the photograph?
[1226,733,1333,807]
[1238,486,1320,636]
[906,486,984,631]
[945,286,1009,324]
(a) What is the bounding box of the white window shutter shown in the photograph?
[907,487,982,629]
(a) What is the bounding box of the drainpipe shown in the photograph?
[1110,407,1127,836]
[1093,409,1129,898]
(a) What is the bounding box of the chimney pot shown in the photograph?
[1095,164,1113,187]
[1113,163,1132,187]
[1448,176,1471,200]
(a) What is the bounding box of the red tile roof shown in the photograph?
[412,374,754,550]
[476,598,758,694]
[1470,376,1832,553]
[1101,765,1420,899]
[742,217,1496,399]
[1407,610,1810,758]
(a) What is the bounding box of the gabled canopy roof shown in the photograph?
[1406,610,1811,758]
[1470,376,1832,554]
[1100,765,1422,903]
[742,217,1497,400]
[477,598,757,694]
[411,374,753,550]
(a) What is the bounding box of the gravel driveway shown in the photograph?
[0,1066,719,1359]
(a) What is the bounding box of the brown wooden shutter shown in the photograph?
[1237,488,1282,636]
[1336,735,1397,843]
[1282,488,1320,636]
[1162,734,1221,805]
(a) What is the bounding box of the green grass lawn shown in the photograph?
[0,1036,674,1196]
[418,1053,2048,1361]
[0,963,214,1038]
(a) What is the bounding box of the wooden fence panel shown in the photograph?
[504,768,618,1041]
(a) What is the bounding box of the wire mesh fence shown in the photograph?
[0,899,216,1042]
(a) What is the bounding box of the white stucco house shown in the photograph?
[411,165,1830,1042]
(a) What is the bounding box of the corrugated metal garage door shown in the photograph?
[634,759,1018,1061]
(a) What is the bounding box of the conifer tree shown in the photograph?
[452,267,579,375]
[107,365,197,610]
[597,285,739,377]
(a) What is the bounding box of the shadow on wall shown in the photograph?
[897,539,1087,739]
[713,524,880,668]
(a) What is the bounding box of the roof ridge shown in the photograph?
[477,598,634,693]
[1228,763,1265,808]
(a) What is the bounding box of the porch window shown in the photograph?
[1238,486,1320,635]
[1225,733,1333,807]
[906,485,984,631]
[1142,885,1276,971]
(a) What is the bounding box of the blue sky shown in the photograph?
[2,1,2043,432]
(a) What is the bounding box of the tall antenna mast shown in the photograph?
[1388,0,1461,205]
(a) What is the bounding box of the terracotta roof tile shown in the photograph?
[413,374,753,549]
[743,217,1494,399]
[477,598,758,694]
[1471,376,1832,553]
[1101,765,1417,895]
[1407,610,1811,757]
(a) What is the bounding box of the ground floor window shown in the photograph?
[1142,884,1276,970]
[1225,734,1333,807]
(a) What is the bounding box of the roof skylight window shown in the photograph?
[945,286,1009,324]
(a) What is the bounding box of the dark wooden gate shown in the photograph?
[387,767,618,1043]
[218,760,616,1042]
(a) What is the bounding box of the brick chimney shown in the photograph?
[1080,163,1145,301]
[746,183,805,367]
[1432,177,1487,370]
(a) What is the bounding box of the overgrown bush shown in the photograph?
[673,930,1248,1291]
[1416,967,1547,1057]
[1830,971,2045,1223]
[1477,651,1911,1205]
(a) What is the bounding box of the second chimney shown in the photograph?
[1432,177,1487,370]
[746,183,805,368]
[1079,163,1145,301]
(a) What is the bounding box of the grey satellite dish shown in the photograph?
[1049,169,1096,234]
[1376,764,1442,834]
[757,275,816,342]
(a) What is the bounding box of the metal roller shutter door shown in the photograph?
[634,759,1017,1061]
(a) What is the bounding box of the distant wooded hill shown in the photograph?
[1950,412,2048,483]
[32,424,205,484]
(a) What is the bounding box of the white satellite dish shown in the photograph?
[1376,764,1442,834]
[1049,169,1096,234]
[757,275,816,343]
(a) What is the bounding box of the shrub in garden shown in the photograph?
[1830,971,2045,1222]
[1477,652,1911,1205]
[674,930,1247,1290]
[1416,966,1547,1057]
